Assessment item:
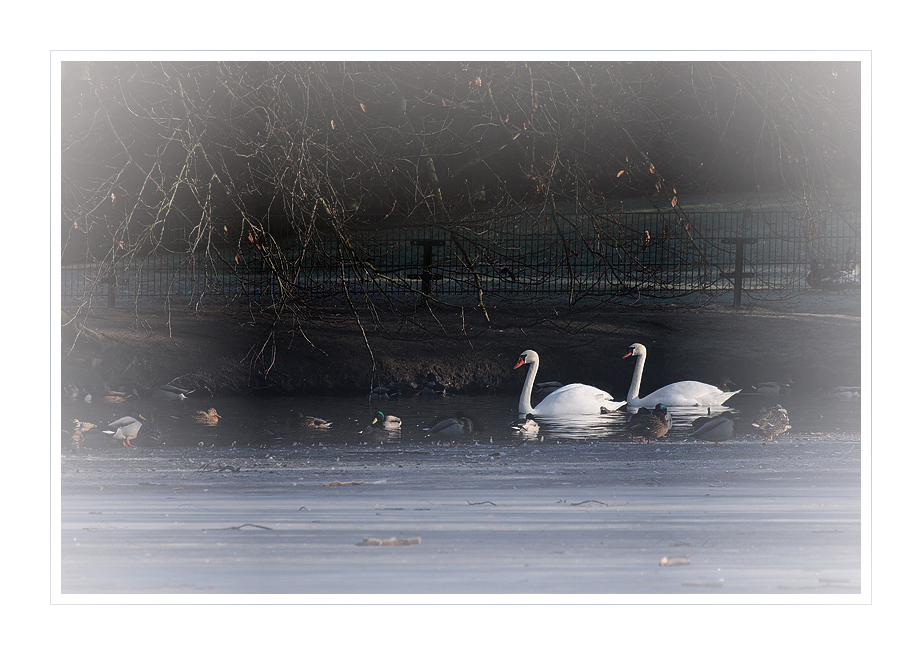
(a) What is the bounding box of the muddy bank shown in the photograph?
[60,296,861,399]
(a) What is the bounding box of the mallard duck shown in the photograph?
[193,408,222,425]
[361,411,402,442]
[71,419,97,433]
[845,247,859,276]
[718,378,739,392]
[151,384,194,401]
[510,413,539,436]
[687,412,735,446]
[250,428,285,443]
[101,385,136,403]
[807,258,833,289]
[369,386,394,399]
[626,403,672,442]
[369,381,418,399]
[824,248,860,291]
[533,381,564,400]
[823,270,860,291]
[421,372,447,397]
[102,415,144,447]
[293,412,332,429]
[370,411,402,430]
[810,250,860,292]
[425,412,483,439]
[823,386,860,400]
[70,419,97,448]
[750,404,791,441]
[752,381,792,397]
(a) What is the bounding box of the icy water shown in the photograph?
[58,391,863,597]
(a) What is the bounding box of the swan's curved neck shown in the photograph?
[518,359,538,415]
[627,351,646,402]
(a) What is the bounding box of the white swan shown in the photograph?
[622,343,740,407]
[515,350,626,416]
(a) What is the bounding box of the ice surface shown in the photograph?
[59,441,861,596]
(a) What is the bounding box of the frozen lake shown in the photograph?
[58,391,862,597]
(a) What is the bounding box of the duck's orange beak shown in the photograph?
[513,357,525,370]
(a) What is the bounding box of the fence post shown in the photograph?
[106,268,117,308]
[719,238,757,308]
[410,239,445,295]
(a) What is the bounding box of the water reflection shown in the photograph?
[61,385,861,451]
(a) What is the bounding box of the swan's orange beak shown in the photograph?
[622,351,634,359]
[514,357,525,370]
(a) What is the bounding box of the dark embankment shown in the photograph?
[60,297,861,399]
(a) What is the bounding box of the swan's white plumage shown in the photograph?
[623,343,739,407]
[515,350,625,416]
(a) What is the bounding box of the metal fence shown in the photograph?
[60,209,860,309]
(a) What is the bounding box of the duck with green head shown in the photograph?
[370,411,402,431]
[626,403,672,442]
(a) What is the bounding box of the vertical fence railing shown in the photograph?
[60,210,860,309]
